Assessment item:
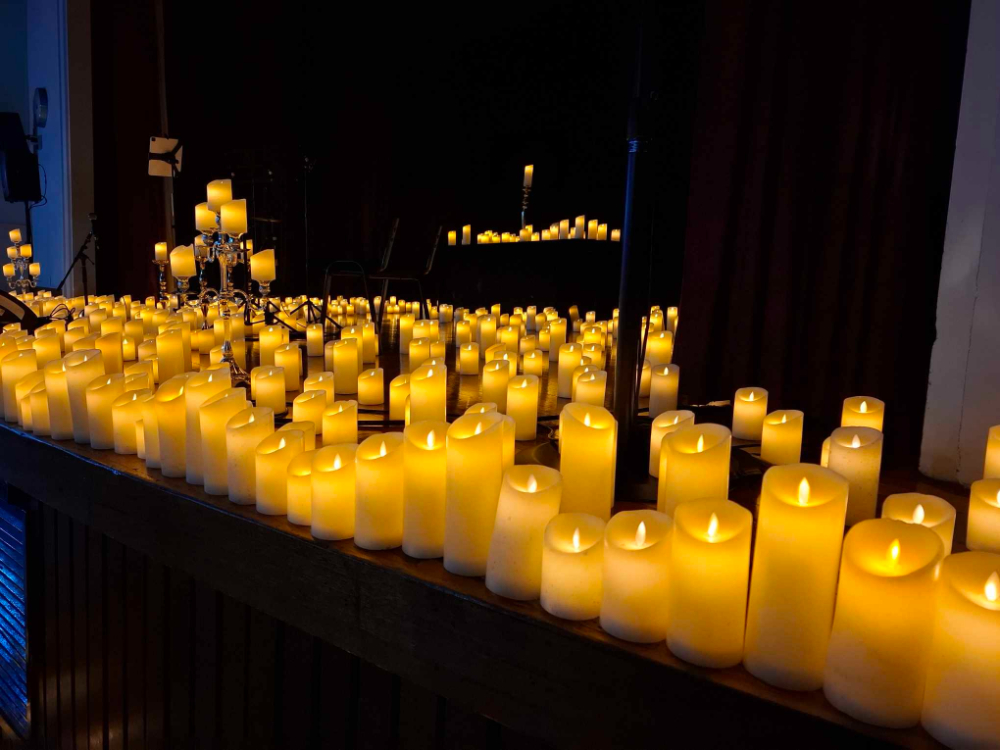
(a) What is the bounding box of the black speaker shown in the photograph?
[0,113,42,204]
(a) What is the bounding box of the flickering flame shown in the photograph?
[277,437,286,450]
[333,454,342,471]
[379,440,387,457]
[860,400,868,413]
[248,413,255,424]
[798,478,810,506]
[572,527,581,551]
[696,434,705,453]
[851,434,862,449]
[518,379,528,388]
[995,489,1000,508]
[207,373,213,382]
[748,390,755,401]
[178,387,184,396]
[912,504,926,525]
[986,572,999,602]
[888,539,901,564]
[672,415,679,425]
[526,474,538,492]
[426,430,436,449]
[635,521,647,548]
[781,413,787,424]
[474,421,482,435]
[707,512,719,540]
[584,412,591,427]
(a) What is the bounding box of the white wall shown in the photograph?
[921,0,1000,485]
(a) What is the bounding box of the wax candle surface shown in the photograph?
[646,330,673,366]
[920,551,1000,748]
[827,426,883,526]
[540,513,605,620]
[274,343,302,390]
[155,374,191,477]
[559,403,616,520]
[409,363,446,422]
[286,451,315,526]
[657,424,731,516]
[556,343,583,399]
[2,349,37,422]
[200,388,248,495]
[760,409,804,465]
[292,390,327,435]
[732,387,767,440]
[256,429,305,515]
[823,519,943,728]
[881,492,956,556]
[402,421,450,559]
[355,432,405,549]
[648,364,679,418]
[506,375,538,440]
[85,374,125,449]
[64,349,104,443]
[226,407,275,505]
[184,368,231,485]
[311,444,357,540]
[322,400,358,446]
[111,387,151,455]
[486,465,563,600]
[744,463,848,690]
[966,479,1000,553]
[648,410,695,477]
[841,396,885,432]
[667,499,752,668]
[255,367,287,415]
[481,359,510,413]
[600,510,672,643]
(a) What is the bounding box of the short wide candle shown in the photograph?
[657,424,731,517]
[559,403,617,520]
[827,426,883,526]
[355,433,405,550]
[760,409,804,466]
[823,519,944,728]
[540,513,605,620]
[881,492,956,555]
[841,396,885,432]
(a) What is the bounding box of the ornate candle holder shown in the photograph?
[152,260,169,301]
[521,184,532,230]
[6,239,37,295]
[195,225,250,311]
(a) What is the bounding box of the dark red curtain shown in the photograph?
[675,0,970,466]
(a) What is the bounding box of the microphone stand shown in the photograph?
[57,227,96,304]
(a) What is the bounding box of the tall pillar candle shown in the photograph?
[444,412,505,575]
[140,392,161,468]
[556,343,583,398]
[481,359,509,413]
[292,390,327,435]
[398,313,415,351]
[28,383,50,435]
[841,396,885,432]
[540,513,605,620]
[85,374,125,449]
[667,499,752,668]
[547,319,567,362]
[200,388,248,495]
[983,424,1000,478]
[458,343,478,375]
[657,424,731,516]
[648,410,695,477]
[96,332,123,374]
[827,426,883,526]
[402,421,449,558]
[476,315,497,355]
[258,325,286,366]
[559,404,617,520]
[357,368,384,405]
[255,367,287,415]
[409,363,446,422]
[305,324,324,357]
[155,329,187,382]
[388,374,409,420]
[155,375,191,477]
[881,493,956,556]
[600,510,672,643]
[322,400,358,446]
[646,330,673,366]
[285,451,315,526]
[184,368,231,484]
[648,364,679,418]
[225,406,275,505]
[112,389,152,454]
[355,432,405,549]
[14,370,44,428]
[1,349,37,421]
[311,445,357,540]
[968,479,1000,552]
[63,349,104,443]
[760,409,804,466]
[506,375,538,440]
[274,343,302,390]
[732,387,767,440]
[255,429,305,515]
[823,519,943,728]
[332,339,359,394]
[639,360,651,397]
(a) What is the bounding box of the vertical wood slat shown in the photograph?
[166,568,193,745]
[41,505,59,745]
[125,546,146,748]
[105,538,125,750]
[217,595,247,750]
[357,661,398,750]
[144,559,166,746]
[397,678,440,750]
[316,641,356,750]
[55,512,74,750]
[193,581,218,748]
[86,529,104,750]
[278,624,314,749]
[23,496,46,750]
[71,521,89,750]
[244,607,277,747]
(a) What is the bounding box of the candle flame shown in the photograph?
[474,421,482,435]
[426,430,436,449]
[526,474,538,492]
[584,412,591,427]
[672,415,679,425]
[912,504,925,525]
[888,539,900,564]
[860,400,868,413]
[572,527,581,551]
[248,413,255,424]
[986,572,999,602]
[748,390,755,401]
[996,489,1000,507]
[635,521,647,548]
[851,434,861,449]
[178,387,184,395]
[696,434,705,453]
[333,454,342,471]
[207,373,213,382]
[707,512,719,539]
[277,437,286,450]
[798,478,810,506]
[518,379,528,388]
[781,413,787,424]
[379,440,387,457]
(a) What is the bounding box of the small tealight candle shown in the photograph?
[648,364,679,418]
[274,343,302,390]
[841,396,885,432]
[559,403,617,520]
[668,499,752,668]
[732,387,767,440]
[199,388,248,495]
[505,375,539,440]
[285,451,315,526]
[823,519,944,728]
[827,426,883,526]
[967,479,1000,552]
[921,551,1000,747]
[646,330,673,366]
[486,466,563,600]
[648,410,695,477]
[444,412,506,576]
[409,363,446,422]
[657,424,731,516]
[255,429,305,515]
[85,374,125,449]
[881,493,956,555]
[760,409,804,466]
[225,407,275,505]
[355,432,405,550]
[540,513,605,620]
[600,510,672,643]
[402,421,450,559]
[311,444,358,540]
[112,389,152,454]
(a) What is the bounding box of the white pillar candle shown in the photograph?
[657,424,731,516]
[646,330,673,366]
[2,349,37,422]
[667,499,752,668]
[286,451,315,526]
[279,420,316,451]
[823,519,944,728]
[556,343,583,398]
[85,373,125,449]
[732,387,767,440]
[486,466,563,600]
[306,324,324,357]
[841,396,885,432]
[827,426,883,526]
[408,337,430,367]
[14,370,44,428]
[540,513,605,620]
[881,493,956,556]
[388,374,409,420]
[255,429,305,515]
[481,359,510,413]
[155,329,187,383]
[402,421,449,558]
[648,410,695,477]
[184,368,231,484]
[200,388,248,495]
[140,393,160,468]
[95,332,123,374]
[559,403,617,520]
[225,406,275,505]
[255,367,287,415]
[355,432,405,549]
[982,424,1000,478]
[506,375,539,440]
[639,359,652,396]
[31,334,62,368]
[322,400,358,446]
[760,409,804,466]
[458,343,478,375]
[28,382,50,435]
[600,509,672,643]
[332,339,359,394]
[398,313,415,351]
[648,364,679,418]
[547,319,567,362]
[409,363,446,421]
[968,479,1000,552]
[573,370,606,406]
[744,463,849,690]
[274,343,302,390]
[63,349,104,443]
[303,371,335,403]
[311,444,357,540]
[521,350,544,377]
[155,375,191,477]
[292,390,327,434]
[921,551,1000,747]
[444,412,505,576]
[258,325,286,367]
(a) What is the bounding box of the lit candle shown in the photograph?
[523,164,533,187]
[921,551,1000,746]
[486,466,563,600]
[760,409,804,465]
[732,387,767,440]
[140,392,160,468]
[600,510,672,643]
[155,329,187,383]
[841,396,885,432]
[540,513,605,620]
[586,219,598,240]
[881,493,956,555]
[258,325,286,367]
[668,499,753,667]
[310,445,357,540]
[274,343,301,390]
[154,241,168,262]
[31,334,62,368]
[611,229,621,241]
[558,219,569,240]
[574,215,585,239]
[447,230,456,246]
[402,420,449,558]
[354,367,381,405]
[481,359,510,413]
[303,371,335,404]
[331,339,359,394]
[292,390,327,435]
[28,382,49,435]
[966,479,1000,553]
[983,425,1000,478]
[477,315,497,355]
[398,313,415,351]
[225,406,275,505]
[155,374,191,478]
[547,319,567,362]
[64,349,105,443]
[355,432,405,549]
[639,359,651,397]
[521,350,544,377]
[573,370,606,407]
[444,412,505,576]
[461,225,471,245]
[112,389,152,454]
[9,229,21,244]
[199,388,248,495]
[14,370,44,428]
[254,367,287,415]
[220,198,247,236]
[657,424,731,516]
[255,429,304,515]
[322,400,357,446]
[505,375,538,440]
[597,224,607,240]
[184,368,231,484]
[169,244,196,280]
[823,519,944,728]
[827,426,883,526]
[85,374,125,449]
[646,330,673,366]
[279,420,316,452]
[206,178,232,212]
[648,410,695,477]
[556,343,583,399]
[1,349,37,422]
[285,451,315,526]
[648,364,679,418]
[195,202,216,233]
